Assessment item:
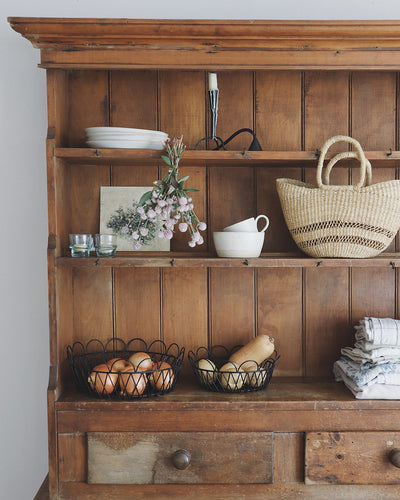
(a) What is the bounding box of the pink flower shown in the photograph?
[198,222,207,231]
[179,197,188,205]
[134,241,142,249]
[188,241,196,248]
[157,199,167,207]
[132,232,139,240]
[157,230,165,238]
[147,209,156,218]
[179,222,188,232]
[191,232,201,242]
[164,229,173,239]
[139,227,149,236]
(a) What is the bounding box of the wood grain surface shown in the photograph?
[87,431,273,484]
[306,431,400,485]
[11,18,400,499]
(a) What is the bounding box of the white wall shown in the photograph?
[3,1,400,498]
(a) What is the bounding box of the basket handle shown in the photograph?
[323,151,372,187]
[317,135,370,188]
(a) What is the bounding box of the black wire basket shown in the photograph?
[188,345,279,393]
[67,338,185,400]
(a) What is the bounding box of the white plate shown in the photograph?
[85,127,168,137]
[86,133,168,141]
[86,133,169,141]
[87,138,165,149]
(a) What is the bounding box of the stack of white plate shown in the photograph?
[85,127,169,149]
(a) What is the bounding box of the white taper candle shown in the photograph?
[208,72,218,91]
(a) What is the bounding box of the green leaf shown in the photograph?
[183,188,199,192]
[178,175,190,183]
[139,191,152,205]
[161,155,172,166]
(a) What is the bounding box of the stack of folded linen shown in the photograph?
[334,317,400,399]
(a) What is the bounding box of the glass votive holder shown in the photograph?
[94,234,117,258]
[69,234,92,258]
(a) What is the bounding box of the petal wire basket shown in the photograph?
[188,344,279,393]
[67,337,184,400]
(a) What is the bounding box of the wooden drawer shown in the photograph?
[87,431,273,484]
[305,432,400,485]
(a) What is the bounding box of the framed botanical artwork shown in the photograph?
[99,186,170,251]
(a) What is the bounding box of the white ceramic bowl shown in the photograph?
[213,231,264,258]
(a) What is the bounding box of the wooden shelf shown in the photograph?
[56,378,400,412]
[54,147,400,166]
[55,253,400,268]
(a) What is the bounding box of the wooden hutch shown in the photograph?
[9,18,400,499]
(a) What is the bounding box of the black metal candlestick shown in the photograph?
[194,86,225,150]
[209,89,219,140]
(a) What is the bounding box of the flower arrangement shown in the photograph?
[139,136,207,247]
[106,136,206,250]
[106,203,159,250]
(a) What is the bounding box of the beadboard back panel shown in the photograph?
[48,69,400,379]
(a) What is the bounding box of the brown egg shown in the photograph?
[119,366,147,396]
[149,361,175,391]
[128,351,154,371]
[88,363,118,395]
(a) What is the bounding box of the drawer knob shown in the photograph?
[172,449,191,470]
[389,449,400,468]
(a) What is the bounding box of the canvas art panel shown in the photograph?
[99,186,170,251]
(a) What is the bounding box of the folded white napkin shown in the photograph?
[354,340,400,352]
[335,356,400,387]
[341,345,400,364]
[355,317,400,346]
[333,362,400,399]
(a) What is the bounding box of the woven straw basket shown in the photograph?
[276,136,400,258]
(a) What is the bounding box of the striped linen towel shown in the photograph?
[355,317,400,346]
